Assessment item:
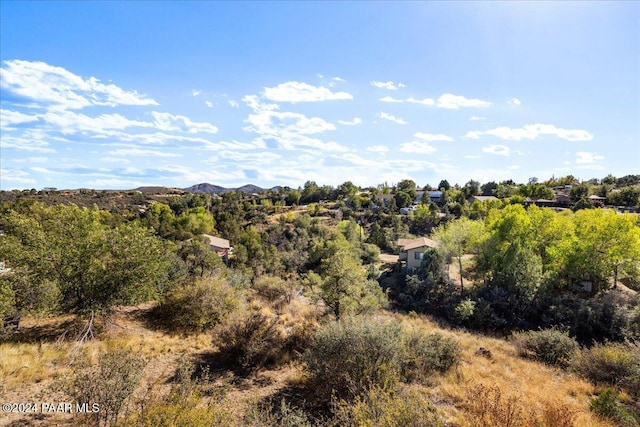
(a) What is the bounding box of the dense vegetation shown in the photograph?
[1,173,639,425]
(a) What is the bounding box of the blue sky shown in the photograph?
[1,1,638,190]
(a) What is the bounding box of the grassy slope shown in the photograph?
[0,302,611,427]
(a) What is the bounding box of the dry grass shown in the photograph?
[1,300,616,427]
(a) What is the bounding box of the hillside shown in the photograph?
[0,303,613,427]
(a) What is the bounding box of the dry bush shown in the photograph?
[252,275,292,302]
[463,382,578,427]
[511,328,578,368]
[572,342,640,397]
[402,328,461,382]
[244,398,313,427]
[155,277,240,332]
[331,386,443,427]
[213,311,291,370]
[303,316,404,401]
[60,347,146,427]
[124,356,234,427]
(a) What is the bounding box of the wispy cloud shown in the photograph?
[0,168,36,184]
[0,109,40,128]
[337,117,362,126]
[371,80,406,90]
[366,145,389,153]
[576,151,604,164]
[482,145,510,156]
[380,96,434,105]
[508,97,521,105]
[465,124,593,142]
[1,59,158,110]
[263,81,353,103]
[205,101,213,108]
[437,93,491,109]
[400,141,437,154]
[379,112,407,125]
[228,100,239,108]
[151,112,218,134]
[242,95,349,152]
[414,132,453,142]
[192,90,201,97]
[469,115,486,121]
[107,147,183,157]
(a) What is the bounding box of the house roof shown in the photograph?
[398,237,440,251]
[202,234,231,249]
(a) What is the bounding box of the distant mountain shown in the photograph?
[183,183,228,194]
[235,184,263,193]
[183,183,265,194]
[133,186,184,194]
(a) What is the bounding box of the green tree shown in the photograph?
[306,243,386,319]
[397,179,417,200]
[0,203,171,314]
[438,180,451,191]
[432,217,484,293]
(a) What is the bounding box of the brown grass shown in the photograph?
[0,300,614,427]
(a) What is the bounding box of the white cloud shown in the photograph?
[337,117,362,126]
[437,94,492,109]
[216,150,282,165]
[400,141,437,154]
[406,97,434,106]
[414,132,454,142]
[241,94,348,152]
[379,112,407,125]
[41,110,152,134]
[0,168,36,184]
[205,101,213,108]
[332,76,345,82]
[482,145,510,156]
[380,96,434,105]
[100,157,131,164]
[366,145,389,153]
[469,115,486,121]
[371,81,405,90]
[0,109,40,128]
[107,147,182,157]
[464,155,480,159]
[465,124,593,141]
[576,151,604,164]
[263,81,353,103]
[192,90,201,97]
[228,100,239,108]
[151,112,218,134]
[1,133,56,153]
[508,98,521,105]
[0,59,158,110]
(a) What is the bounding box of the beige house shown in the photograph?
[397,237,440,272]
[202,234,232,264]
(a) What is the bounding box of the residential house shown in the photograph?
[428,191,444,204]
[202,234,232,265]
[397,237,440,272]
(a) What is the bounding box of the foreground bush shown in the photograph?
[572,342,640,397]
[213,311,292,370]
[304,316,461,401]
[61,348,146,427]
[589,388,640,427]
[402,329,461,382]
[304,317,403,400]
[331,386,443,427]
[157,277,240,331]
[464,382,576,427]
[511,328,578,368]
[125,357,233,427]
